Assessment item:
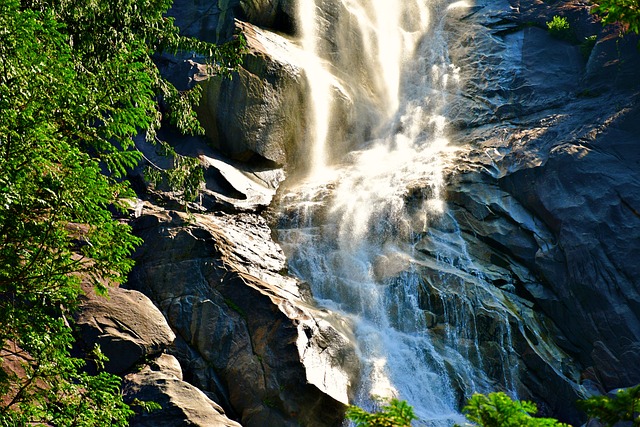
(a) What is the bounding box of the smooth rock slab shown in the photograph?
[124,354,242,427]
[77,286,176,374]
[196,21,307,167]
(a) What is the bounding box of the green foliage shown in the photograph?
[546,16,573,40]
[131,398,163,413]
[591,0,640,35]
[0,0,243,423]
[581,35,599,58]
[579,385,640,426]
[346,398,417,427]
[144,139,205,203]
[456,392,570,427]
[349,389,640,427]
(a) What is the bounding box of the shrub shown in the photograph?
[346,398,417,427]
[591,0,640,35]
[578,385,640,426]
[457,392,570,427]
[0,0,244,423]
[581,35,598,58]
[349,388,640,427]
[546,15,573,40]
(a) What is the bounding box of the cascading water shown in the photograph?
[276,0,525,425]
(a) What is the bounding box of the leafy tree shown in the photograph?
[455,392,570,427]
[0,0,243,424]
[579,385,640,426]
[591,0,640,35]
[346,398,418,427]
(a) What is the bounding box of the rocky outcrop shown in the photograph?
[239,0,295,33]
[76,285,176,374]
[76,281,241,426]
[132,129,285,213]
[124,354,242,427]
[126,204,359,427]
[196,21,307,168]
[440,0,640,418]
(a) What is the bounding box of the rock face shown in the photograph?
[124,354,242,427]
[113,0,640,425]
[239,0,295,33]
[196,21,307,168]
[126,204,359,427]
[76,285,176,374]
[495,113,640,391]
[440,0,640,416]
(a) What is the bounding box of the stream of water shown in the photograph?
[276,1,521,425]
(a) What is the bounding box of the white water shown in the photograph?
[277,0,520,425]
[297,0,333,174]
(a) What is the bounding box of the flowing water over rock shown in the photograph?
[273,0,548,424]
[147,0,640,423]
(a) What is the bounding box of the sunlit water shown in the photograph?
[276,1,520,425]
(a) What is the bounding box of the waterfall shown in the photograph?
[297,0,333,175]
[276,1,522,425]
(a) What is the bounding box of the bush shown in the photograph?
[348,388,640,427]
[456,392,570,427]
[0,0,243,423]
[346,398,417,427]
[591,0,640,35]
[578,385,640,426]
[546,15,573,40]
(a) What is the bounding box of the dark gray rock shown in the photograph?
[239,0,295,33]
[167,0,239,43]
[498,117,640,391]
[440,0,640,420]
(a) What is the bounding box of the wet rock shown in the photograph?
[442,0,640,419]
[76,286,176,375]
[126,204,359,427]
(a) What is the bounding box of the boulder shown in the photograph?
[76,285,176,374]
[196,21,307,168]
[131,129,285,214]
[124,354,242,427]
[126,204,359,427]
